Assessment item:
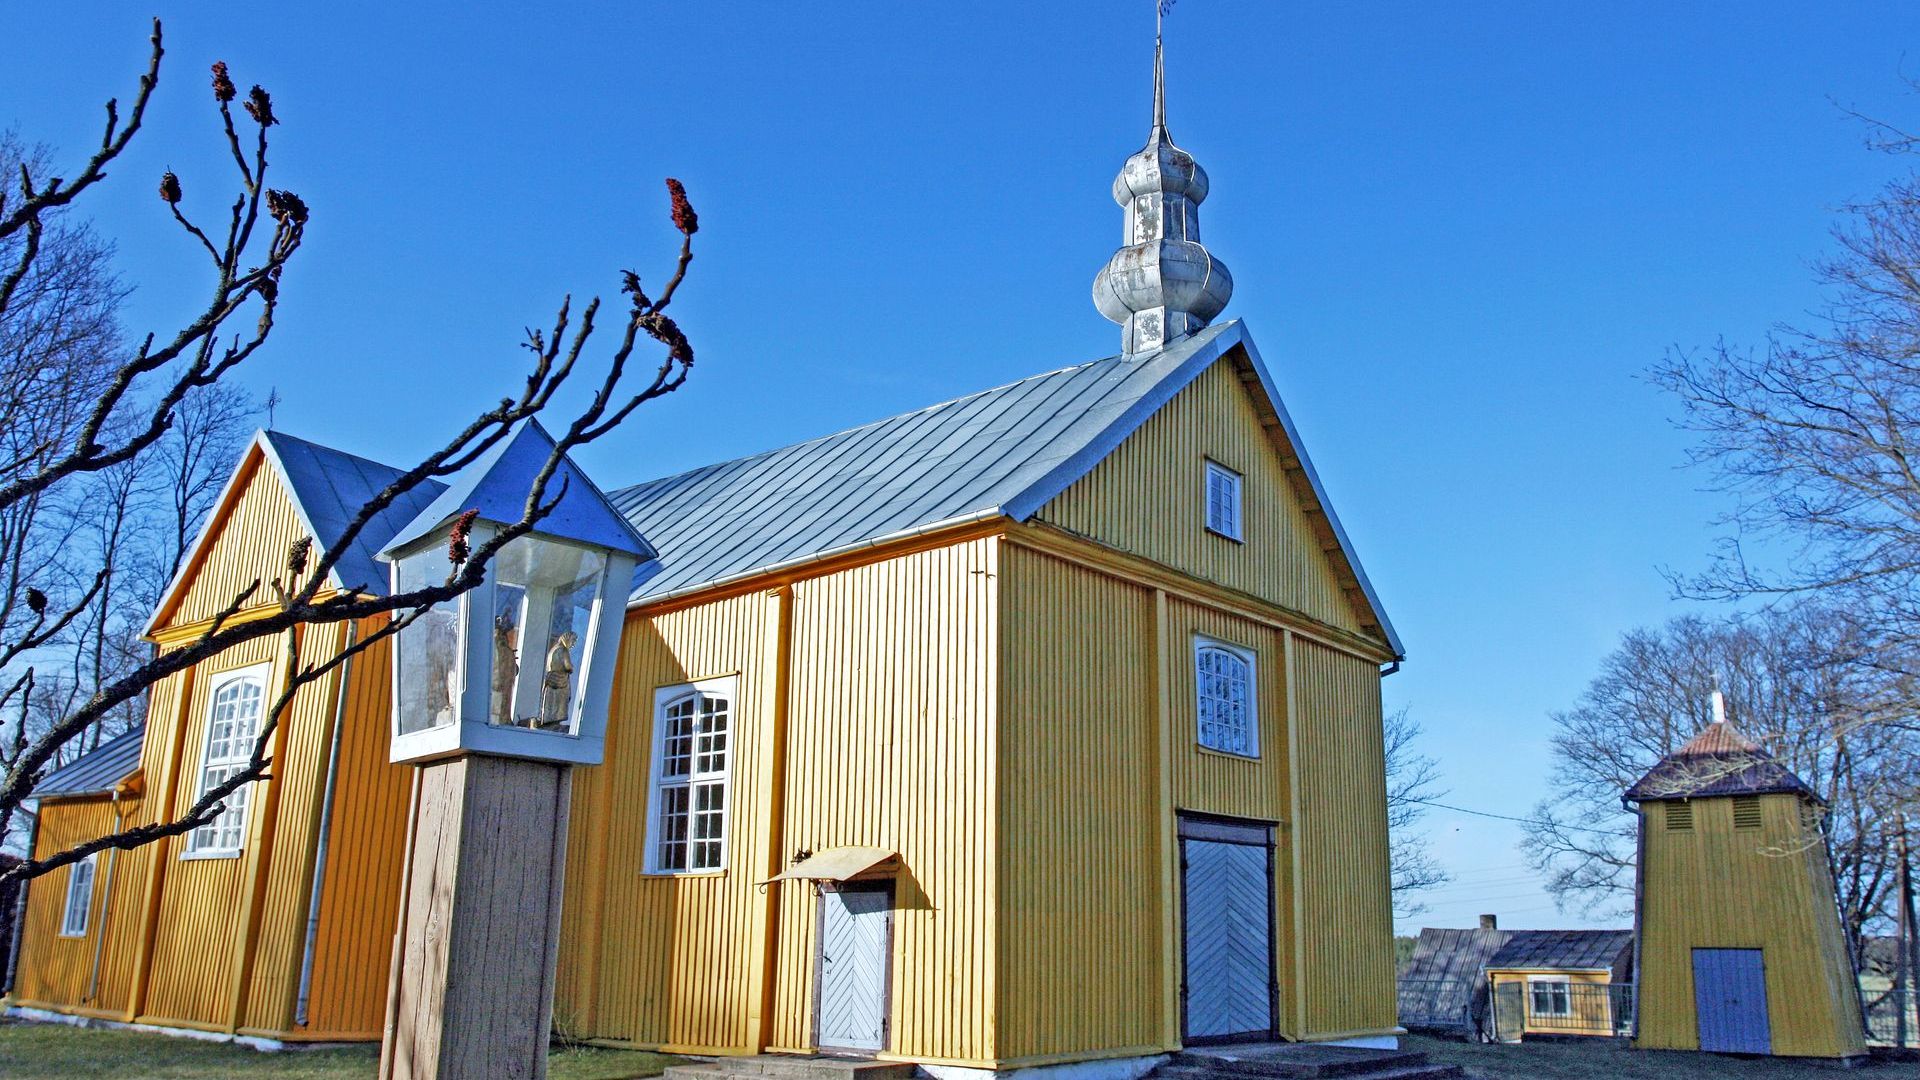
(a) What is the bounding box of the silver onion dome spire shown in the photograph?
[1091,13,1232,355]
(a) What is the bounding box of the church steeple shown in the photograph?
[1092,8,1233,355]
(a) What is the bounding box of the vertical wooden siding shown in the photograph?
[303,620,412,1038]
[995,543,1323,1056]
[558,538,999,1063]
[1289,638,1395,1038]
[13,795,151,1017]
[557,588,771,1053]
[1635,793,1866,1057]
[1034,358,1364,638]
[1164,597,1298,1039]
[995,545,1162,1061]
[775,538,998,1063]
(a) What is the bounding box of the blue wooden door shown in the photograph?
[1182,834,1275,1041]
[1692,948,1771,1054]
[817,885,891,1052]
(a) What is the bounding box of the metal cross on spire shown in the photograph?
[1154,0,1175,132]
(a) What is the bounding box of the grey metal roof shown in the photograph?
[31,725,143,798]
[261,430,449,594]
[609,320,1400,655]
[1486,930,1633,973]
[162,323,1400,656]
[1398,927,1511,1032]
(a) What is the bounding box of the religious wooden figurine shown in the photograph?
[538,630,578,729]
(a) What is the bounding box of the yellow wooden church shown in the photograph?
[5,39,1407,1075]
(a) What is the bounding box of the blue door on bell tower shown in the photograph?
[1692,948,1771,1054]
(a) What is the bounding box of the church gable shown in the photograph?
[147,442,315,634]
[1032,352,1386,645]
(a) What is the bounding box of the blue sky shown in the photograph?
[8,3,1920,933]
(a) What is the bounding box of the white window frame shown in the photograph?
[183,662,272,859]
[1194,637,1259,758]
[59,853,97,937]
[1204,459,1243,541]
[1527,975,1573,1018]
[642,676,736,875]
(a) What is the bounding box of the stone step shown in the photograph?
[1162,1048,1454,1080]
[665,1059,916,1080]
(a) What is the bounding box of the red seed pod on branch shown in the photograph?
[158,171,182,204]
[666,178,698,236]
[244,85,277,126]
[211,61,236,103]
[266,189,309,225]
[447,509,480,565]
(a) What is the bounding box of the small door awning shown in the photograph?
[764,846,897,884]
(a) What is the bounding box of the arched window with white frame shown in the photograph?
[1194,638,1258,757]
[185,663,270,856]
[644,677,734,873]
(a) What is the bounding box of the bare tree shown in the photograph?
[1652,105,1920,758]
[0,20,703,888]
[1523,607,1918,956]
[1385,706,1450,917]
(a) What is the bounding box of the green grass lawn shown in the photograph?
[1404,1033,1911,1079]
[0,1019,684,1080]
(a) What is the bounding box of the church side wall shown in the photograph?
[12,793,152,1018]
[558,536,1000,1064]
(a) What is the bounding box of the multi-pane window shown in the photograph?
[59,854,96,937]
[1528,977,1571,1017]
[186,665,268,856]
[647,679,733,873]
[1195,639,1257,757]
[1205,460,1242,540]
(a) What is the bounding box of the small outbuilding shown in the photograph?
[1625,710,1867,1060]
[1482,930,1632,1041]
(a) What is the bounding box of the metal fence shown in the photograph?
[1405,975,1920,1048]
[1863,983,1918,1048]
[1397,978,1635,1041]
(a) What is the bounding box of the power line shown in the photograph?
[1408,797,1629,838]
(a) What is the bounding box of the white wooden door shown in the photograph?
[816,884,892,1053]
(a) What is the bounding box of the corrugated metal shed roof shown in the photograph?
[609,320,1400,654]
[261,430,448,594]
[1398,927,1511,1032]
[1624,721,1822,804]
[1486,930,1633,973]
[31,725,143,798]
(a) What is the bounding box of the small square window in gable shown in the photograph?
[1204,460,1242,541]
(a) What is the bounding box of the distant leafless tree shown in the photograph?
[1522,608,1918,959]
[0,20,703,887]
[1652,103,1920,761]
[1385,706,1451,917]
